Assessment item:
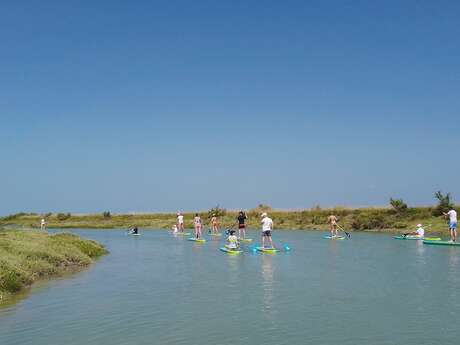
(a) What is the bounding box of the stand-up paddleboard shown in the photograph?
[188,238,206,243]
[220,247,242,254]
[208,233,222,237]
[176,232,191,236]
[323,235,345,240]
[393,236,441,241]
[255,246,279,253]
[423,240,460,246]
[238,238,253,243]
[129,233,141,236]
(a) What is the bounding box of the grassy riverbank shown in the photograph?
[1,206,456,235]
[0,230,107,304]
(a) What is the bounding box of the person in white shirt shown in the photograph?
[226,230,239,249]
[443,209,457,242]
[40,218,46,231]
[260,212,274,248]
[177,212,185,233]
[403,224,424,238]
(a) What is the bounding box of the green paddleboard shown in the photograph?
[423,240,460,246]
[393,236,441,241]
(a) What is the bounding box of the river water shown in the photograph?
[0,229,459,345]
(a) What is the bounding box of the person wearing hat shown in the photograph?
[177,212,185,233]
[261,212,274,248]
[403,224,425,238]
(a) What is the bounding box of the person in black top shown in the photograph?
[237,211,247,239]
[131,227,139,235]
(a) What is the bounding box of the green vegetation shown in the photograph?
[0,204,456,235]
[0,230,107,304]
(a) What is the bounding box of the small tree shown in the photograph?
[389,198,408,214]
[57,212,71,221]
[103,211,111,219]
[207,205,226,219]
[433,191,454,216]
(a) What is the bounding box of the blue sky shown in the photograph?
[1,1,459,215]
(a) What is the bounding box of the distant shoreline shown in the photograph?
[1,206,455,235]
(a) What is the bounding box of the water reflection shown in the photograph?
[261,255,276,322]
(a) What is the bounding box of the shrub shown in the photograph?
[390,198,408,214]
[207,205,226,219]
[103,211,111,219]
[433,191,454,216]
[56,213,71,221]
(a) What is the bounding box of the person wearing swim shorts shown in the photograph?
[193,213,202,239]
[261,212,274,248]
[327,214,338,237]
[177,212,184,233]
[444,208,457,242]
[237,210,247,239]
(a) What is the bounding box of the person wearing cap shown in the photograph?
[403,224,425,238]
[260,212,274,248]
[177,212,184,233]
[443,208,457,242]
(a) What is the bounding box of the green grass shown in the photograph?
[0,206,456,235]
[0,230,107,304]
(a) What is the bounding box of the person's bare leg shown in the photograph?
[261,234,265,248]
[269,236,274,248]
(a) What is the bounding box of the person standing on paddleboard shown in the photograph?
[193,213,202,239]
[210,214,219,234]
[261,212,274,248]
[237,210,247,239]
[177,212,185,233]
[327,214,338,237]
[444,208,457,242]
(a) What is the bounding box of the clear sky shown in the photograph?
[1,1,459,215]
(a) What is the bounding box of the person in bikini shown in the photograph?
[193,213,202,239]
[210,214,219,234]
[327,214,338,237]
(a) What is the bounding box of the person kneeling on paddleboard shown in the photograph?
[261,212,274,248]
[226,230,239,249]
[131,227,139,235]
[402,224,424,238]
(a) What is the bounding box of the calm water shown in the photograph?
[1,229,459,345]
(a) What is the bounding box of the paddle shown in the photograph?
[336,224,351,238]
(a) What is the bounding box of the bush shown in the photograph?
[207,205,226,219]
[390,198,408,214]
[57,213,71,221]
[103,211,111,219]
[433,191,454,216]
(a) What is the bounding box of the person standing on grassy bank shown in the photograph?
[40,218,46,231]
[261,212,274,248]
[327,214,338,237]
[444,208,457,242]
